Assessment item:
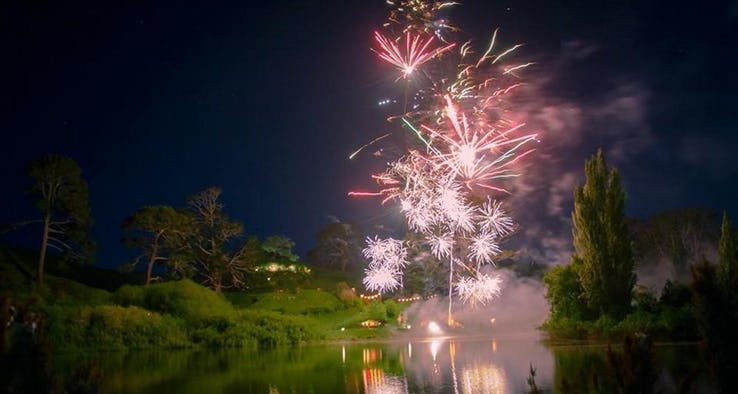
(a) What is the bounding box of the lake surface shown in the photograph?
[52,335,715,393]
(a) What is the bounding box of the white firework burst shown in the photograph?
[456,274,503,306]
[364,265,402,293]
[468,231,501,266]
[427,231,455,259]
[477,198,514,236]
[363,237,408,270]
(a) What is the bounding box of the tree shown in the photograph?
[261,235,299,263]
[690,258,738,391]
[716,212,737,291]
[26,154,92,285]
[632,208,718,280]
[543,264,591,321]
[186,187,252,293]
[571,149,635,319]
[402,232,448,296]
[306,222,365,272]
[121,205,193,285]
[242,236,265,267]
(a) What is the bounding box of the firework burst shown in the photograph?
[350,0,537,326]
[373,31,455,79]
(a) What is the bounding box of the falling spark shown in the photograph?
[349,133,392,160]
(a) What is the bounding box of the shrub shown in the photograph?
[365,302,387,322]
[540,317,589,340]
[335,282,360,308]
[384,300,399,320]
[113,279,236,324]
[238,310,322,347]
[47,305,188,351]
[248,289,343,315]
[45,276,112,306]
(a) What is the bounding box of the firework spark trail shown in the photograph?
[386,0,460,37]
[418,96,538,192]
[350,0,537,324]
[373,31,455,79]
[349,133,392,160]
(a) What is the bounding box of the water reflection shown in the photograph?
[47,338,714,393]
[460,363,505,394]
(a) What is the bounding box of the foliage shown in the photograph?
[25,154,94,284]
[261,235,299,263]
[306,221,366,272]
[246,289,343,315]
[401,233,448,296]
[631,285,659,313]
[383,299,399,319]
[113,279,236,324]
[236,310,322,347]
[241,236,265,269]
[571,148,635,319]
[120,205,193,285]
[691,256,738,391]
[43,275,112,306]
[543,264,592,321]
[335,281,360,307]
[1,243,405,353]
[717,212,738,291]
[526,363,541,394]
[46,304,188,351]
[42,281,324,351]
[632,208,718,278]
[365,301,388,322]
[658,280,692,308]
[542,303,697,342]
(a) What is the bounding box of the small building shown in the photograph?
[360,320,383,328]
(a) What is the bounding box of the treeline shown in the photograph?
[542,149,738,389]
[120,187,301,293]
[4,154,303,293]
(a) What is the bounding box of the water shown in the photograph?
[51,336,716,393]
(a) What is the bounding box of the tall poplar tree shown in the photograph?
[717,212,737,292]
[690,214,738,391]
[571,148,635,319]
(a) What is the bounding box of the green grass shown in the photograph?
[1,242,411,350]
[245,289,344,315]
[114,279,236,323]
[302,266,362,290]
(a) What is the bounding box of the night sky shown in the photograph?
[1,0,737,270]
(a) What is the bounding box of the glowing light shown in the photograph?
[461,364,506,394]
[373,31,455,79]
[428,321,443,336]
[430,339,442,361]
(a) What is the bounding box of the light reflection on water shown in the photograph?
[52,337,713,393]
[354,337,549,394]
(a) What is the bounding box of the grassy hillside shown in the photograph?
[1,242,407,354]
